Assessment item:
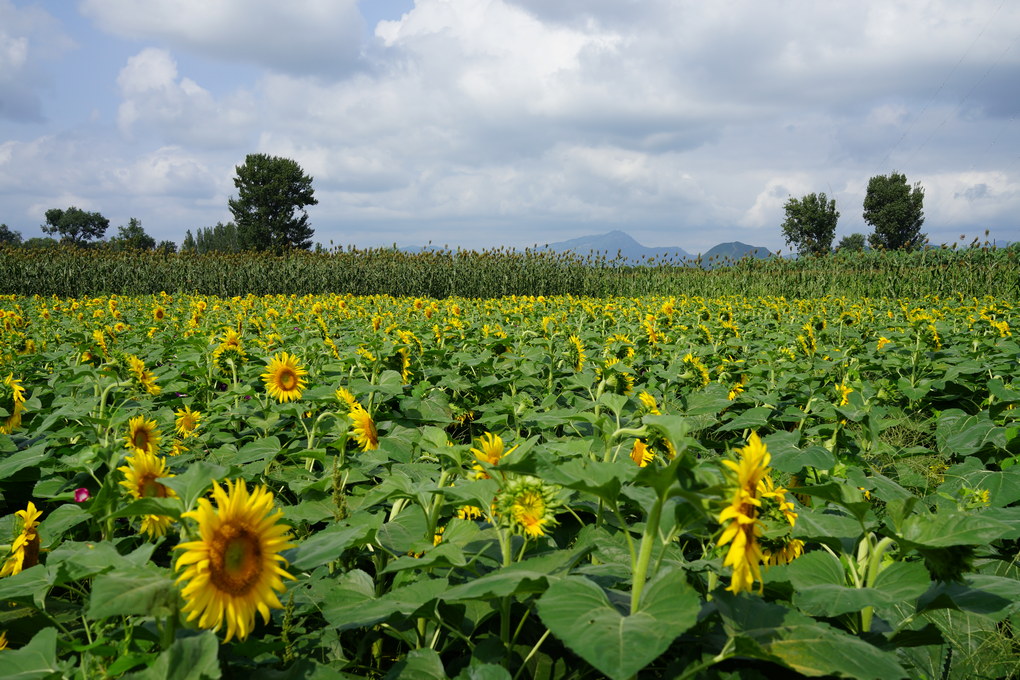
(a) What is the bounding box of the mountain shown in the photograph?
[544,230,691,263]
[701,241,773,261]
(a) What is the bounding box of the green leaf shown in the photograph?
[37,503,89,549]
[453,664,512,680]
[232,436,284,464]
[107,497,183,520]
[0,441,48,481]
[87,565,178,619]
[716,595,907,679]
[1,627,60,680]
[898,510,1020,547]
[443,546,592,601]
[0,564,53,608]
[384,649,446,680]
[536,570,699,680]
[160,461,228,511]
[717,406,774,432]
[288,512,382,571]
[323,577,449,631]
[128,632,221,680]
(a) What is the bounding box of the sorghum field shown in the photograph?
[1,249,1019,679]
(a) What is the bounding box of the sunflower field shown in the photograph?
[1,291,1019,679]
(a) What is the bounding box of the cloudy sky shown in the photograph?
[1,0,1018,253]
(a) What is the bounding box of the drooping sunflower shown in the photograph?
[175,406,202,438]
[567,334,586,371]
[127,354,161,396]
[334,387,360,412]
[630,439,654,467]
[638,391,661,415]
[124,415,162,456]
[348,406,379,451]
[0,501,42,577]
[0,373,26,435]
[470,432,518,478]
[717,432,770,594]
[261,352,308,403]
[174,479,295,642]
[118,448,178,538]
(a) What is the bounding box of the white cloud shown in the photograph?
[116,48,256,147]
[0,1,73,122]
[81,0,364,76]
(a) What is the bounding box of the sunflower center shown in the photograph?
[140,473,169,498]
[278,369,297,391]
[133,430,150,450]
[209,524,263,595]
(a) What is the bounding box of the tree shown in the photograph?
[0,223,22,246]
[41,207,109,246]
[192,222,241,254]
[181,230,197,253]
[228,154,318,252]
[780,192,839,256]
[836,233,866,251]
[108,217,156,251]
[864,171,926,250]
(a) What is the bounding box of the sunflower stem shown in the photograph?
[630,492,664,614]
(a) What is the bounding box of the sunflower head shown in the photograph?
[567,334,586,371]
[118,448,178,538]
[0,501,42,577]
[0,374,26,434]
[630,439,654,467]
[470,432,518,478]
[348,406,379,451]
[174,479,295,642]
[124,415,162,456]
[495,476,562,539]
[174,406,202,438]
[261,352,308,403]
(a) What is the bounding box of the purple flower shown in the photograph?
[74,488,91,503]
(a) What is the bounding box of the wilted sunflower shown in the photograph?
[0,373,26,434]
[125,415,162,456]
[0,501,42,577]
[470,432,518,478]
[717,433,770,594]
[261,352,307,403]
[118,449,178,538]
[175,406,202,438]
[348,406,379,451]
[174,479,295,642]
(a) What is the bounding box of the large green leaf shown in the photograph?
[1,627,60,680]
[87,565,178,619]
[287,512,382,571]
[716,595,907,679]
[127,632,221,680]
[536,570,699,680]
[443,546,591,601]
[898,510,1020,547]
[322,577,449,630]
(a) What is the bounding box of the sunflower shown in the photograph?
[261,352,307,403]
[124,415,162,456]
[174,479,295,642]
[630,439,654,467]
[118,448,178,538]
[127,354,161,396]
[152,305,166,322]
[0,501,42,577]
[638,391,661,415]
[470,432,517,478]
[175,406,202,438]
[496,476,561,539]
[334,387,360,412]
[717,433,770,594]
[567,334,586,371]
[348,406,379,451]
[0,373,26,435]
[0,630,7,650]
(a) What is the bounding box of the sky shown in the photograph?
[0,0,1018,254]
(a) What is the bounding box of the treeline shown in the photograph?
[1,243,1018,299]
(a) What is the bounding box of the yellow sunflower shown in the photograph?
[567,334,586,371]
[638,391,661,415]
[348,406,379,451]
[0,630,7,650]
[261,352,308,403]
[0,501,42,577]
[124,415,162,456]
[118,448,178,538]
[334,387,360,412]
[496,476,561,539]
[717,432,770,594]
[127,354,161,396]
[175,406,202,438]
[1,373,26,435]
[470,432,518,478]
[630,439,654,467]
[174,479,295,642]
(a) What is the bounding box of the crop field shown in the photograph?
[1,291,1019,678]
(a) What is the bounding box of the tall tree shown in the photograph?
[864,172,926,250]
[41,207,109,246]
[228,154,318,252]
[780,192,839,256]
[0,223,23,246]
[108,217,156,251]
[836,233,866,252]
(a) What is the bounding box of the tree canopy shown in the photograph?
[837,233,867,252]
[780,192,839,257]
[864,172,926,250]
[108,218,156,251]
[228,154,318,252]
[0,223,22,246]
[41,207,110,245]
